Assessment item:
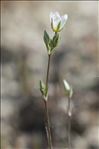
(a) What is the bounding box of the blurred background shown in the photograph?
[1,1,99,149]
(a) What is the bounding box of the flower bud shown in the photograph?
[63,80,73,98]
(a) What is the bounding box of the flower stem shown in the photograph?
[44,54,52,149]
[46,55,51,88]
[44,100,52,149]
[67,97,72,149]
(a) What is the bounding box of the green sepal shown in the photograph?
[56,21,61,32]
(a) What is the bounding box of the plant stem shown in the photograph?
[67,97,72,149]
[44,100,52,149]
[46,55,51,88]
[44,54,52,149]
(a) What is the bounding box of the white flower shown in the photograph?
[63,80,73,98]
[50,12,68,32]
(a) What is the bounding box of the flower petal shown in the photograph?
[50,12,54,22]
[53,19,60,29]
[53,12,61,22]
[50,12,61,31]
[60,14,68,30]
[54,12,61,19]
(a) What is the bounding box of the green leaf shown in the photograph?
[40,80,45,95]
[52,33,59,48]
[43,30,50,51]
[48,33,59,55]
[43,31,59,55]
[39,80,48,101]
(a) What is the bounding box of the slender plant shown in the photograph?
[40,12,68,149]
[63,80,73,149]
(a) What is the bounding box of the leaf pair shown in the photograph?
[44,30,59,55]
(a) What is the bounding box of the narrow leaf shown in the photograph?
[43,30,50,50]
